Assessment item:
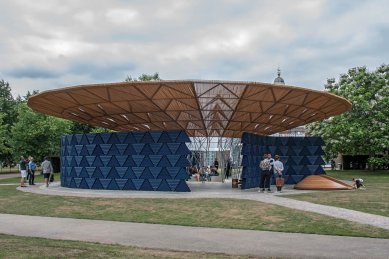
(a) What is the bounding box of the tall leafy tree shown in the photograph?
[0,80,17,128]
[0,80,17,164]
[0,113,12,165]
[11,103,71,162]
[125,72,160,82]
[307,65,389,166]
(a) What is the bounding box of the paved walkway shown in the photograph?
[0,213,388,259]
[18,181,389,230]
[0,173,19,179]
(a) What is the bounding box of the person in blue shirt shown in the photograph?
[28,156,37,185]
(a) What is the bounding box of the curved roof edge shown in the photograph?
[27,80,352,138]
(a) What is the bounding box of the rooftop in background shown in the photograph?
[27,80,351,138]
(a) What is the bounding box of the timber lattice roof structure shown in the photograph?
[27,80,351,138]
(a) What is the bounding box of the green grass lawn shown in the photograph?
[287,170,389,217]
[0,174,46,184]
[0,167,21,174]
[0,233,254,259]
[0,177,388,238]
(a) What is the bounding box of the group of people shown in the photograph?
[19,156,53,188]
[259,153,284,193]
[188,160,220,182]
[189,165,219,182]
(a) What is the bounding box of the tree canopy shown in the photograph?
[11,102,71,162]
[307,65,389,166]
[125,72,160,82]
[0,80,18,127]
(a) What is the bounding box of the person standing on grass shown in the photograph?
[19,156,28,187]
[28,156,37,185]
[41,156,53,187]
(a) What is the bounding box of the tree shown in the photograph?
[0,113,12,165]
[11,103,71,162]
[125,72,161,82]
[24,89,39,99]
[0,80,18,164]
[69,121,108,134]
[0,79,17,128]
[307,65,389,167]
[70,122,97,134]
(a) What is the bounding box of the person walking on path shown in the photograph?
[273,155,284,192]
[259,154,272,192]
[28,156,37,185]
[19,156,28,187]
[41,156,53,187]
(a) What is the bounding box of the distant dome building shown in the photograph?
[271,68,306,137]
[274,68,285,85]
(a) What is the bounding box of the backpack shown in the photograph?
[260,159,271,171]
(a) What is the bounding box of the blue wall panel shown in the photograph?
[240,132,325,189]
[61,131,191,192]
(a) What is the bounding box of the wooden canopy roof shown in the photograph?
[27,80,351,138]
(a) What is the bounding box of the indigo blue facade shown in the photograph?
[60,131,191,192]
[240,132,325,189]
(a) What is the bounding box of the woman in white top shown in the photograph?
[273,155,284,176]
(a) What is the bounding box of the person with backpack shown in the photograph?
[41,156,53,187]
[259,154,272,193]
[267,153,277,186]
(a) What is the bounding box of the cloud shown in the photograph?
[105,8,138,25]
[0,0,388,97]
[6,66,60,79]
[67,60,136,80]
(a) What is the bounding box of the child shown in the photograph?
[352,178,365,189]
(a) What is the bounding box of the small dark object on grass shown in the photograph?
[352,178,365,189]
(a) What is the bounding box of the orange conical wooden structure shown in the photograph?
[294,175,353,190]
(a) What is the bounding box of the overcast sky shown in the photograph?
[1,0,388,97]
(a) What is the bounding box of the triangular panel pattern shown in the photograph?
[61,131,191,191]
[240,133,325,189]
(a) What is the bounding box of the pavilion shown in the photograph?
[27,79,351,191]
